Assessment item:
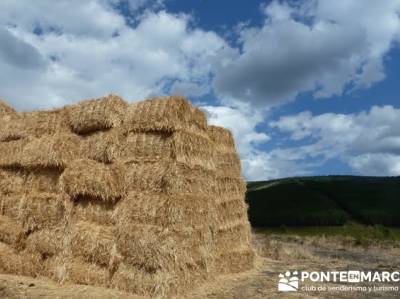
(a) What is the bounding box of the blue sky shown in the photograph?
[0,0,400,180]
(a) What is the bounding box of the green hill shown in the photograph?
[246,176,400,227]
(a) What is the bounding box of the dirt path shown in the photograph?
[1,233,400,298]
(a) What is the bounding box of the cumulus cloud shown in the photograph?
[202,104,311,179]
[0,1,230,110]
[0,27,46,70]
[270,105,400,176]
[1,0,399,179]
[213,0,400,106]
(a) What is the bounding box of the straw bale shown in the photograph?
[18,193,65,232]
[23,168,62,193]
[0,242,42,277]
[214,175,246,196]
[0,215,25,248]
[0,194,22,220]
[0,139,28,167]
[163,162,217,195]
[53,257,110,286]
[70,221,115,266]
[124,161,170,193]
[116,224,179,272]
[115,192,216,228]
[68,94,127,134]
[25,109,70,136]
[0,109,69,142]
[120,132,172,162]
[0,114,26,142]
[20,133,81,169]
[117,224,214,274]
[207,125,236,152]
[72,197,116,225]
[215,223,251,250]
[81,129,123,163]
[0,116,23,142]
[0,169,24,195]
[216,199,248,224]
[0,100,16,116]
[60,159,124,202]
[176,226,215,271]
[25,226,64,257]
[0,95,255,295]
[215,247,255,274]
[171,129,216,170]
[213,151,242,176]
[84,129,216,169]
[125,96,207,133]
[111,263,174,298]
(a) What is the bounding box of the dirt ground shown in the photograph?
[1,232,400,298]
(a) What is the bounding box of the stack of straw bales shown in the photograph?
[0,95,254,297]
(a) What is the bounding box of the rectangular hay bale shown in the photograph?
[60,159,124,202]
[18,192,65,232]
[111,263,174,298]
[215,246,255,274]
[70,220,116,266]
[0,215,25,248]
[207,125,236,153]
[0,169,24,195]
[72,197,116,225]
[0,242,42,277]
[0,109,69,142]
[124,96,207,133]
[171,130,215,170]
[68,95,128,134]
[115,192,217,228]
[20,133,81,169]
[0,139,28,167]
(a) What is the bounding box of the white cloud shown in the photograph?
[202,104,269,154]
[0,2,230,110]
[270,105,400,176]
[213,0,400,106]
[0,0,125,38]
[349,154,400,176]
[0,0,399,179]
[202,104,309,180]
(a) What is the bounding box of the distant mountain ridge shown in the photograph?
[246,176,400,227]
